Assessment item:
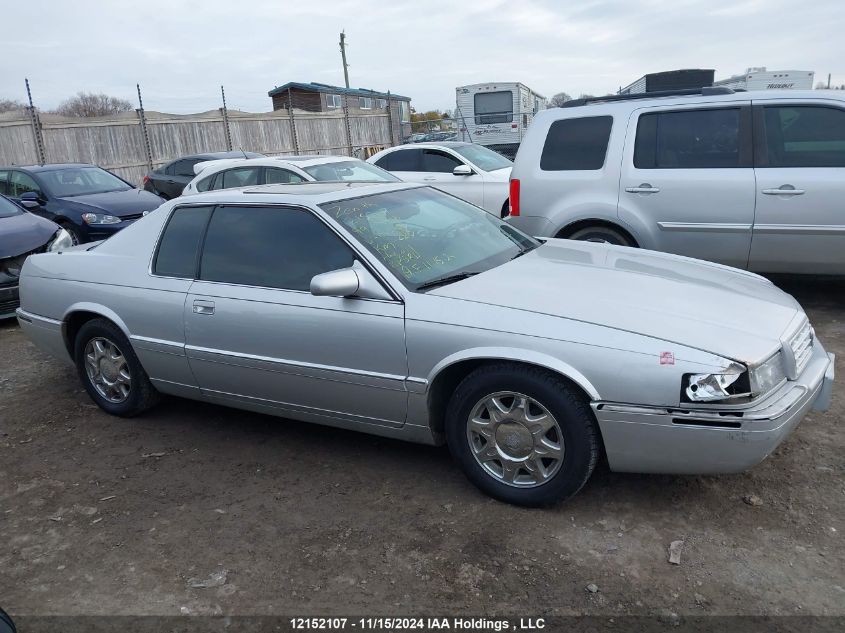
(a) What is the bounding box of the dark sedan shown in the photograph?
[143,151,264,199]
[0,164,163,243]
[0,194,72,318]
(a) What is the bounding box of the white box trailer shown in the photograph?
[455,82,546,158]
[714,67,814,91]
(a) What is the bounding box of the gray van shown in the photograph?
[507,88,845,274]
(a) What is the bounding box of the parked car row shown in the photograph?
[403,131,458,144]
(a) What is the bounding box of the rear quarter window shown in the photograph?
[540,115,613,171]
[153,206,213,278]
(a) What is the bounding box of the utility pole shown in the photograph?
[339,30,350,89]
[25,78,46,165]
[828,73,831,89]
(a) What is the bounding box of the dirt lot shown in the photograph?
[0,276,842,621]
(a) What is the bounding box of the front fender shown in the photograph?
[426,346,601,400]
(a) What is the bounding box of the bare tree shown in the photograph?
[549,92,572,107]
[55,92,133,117]
[0,98,26,113]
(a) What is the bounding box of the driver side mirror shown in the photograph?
[19,191,43,209]
[310,262,392,301]
[453,164,473,176]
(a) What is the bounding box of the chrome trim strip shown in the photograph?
[185,344,407,383]
[657,222,752,233]
[15,309,62,326]
[752,224,845,235]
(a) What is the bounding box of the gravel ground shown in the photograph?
[0,276,842,619]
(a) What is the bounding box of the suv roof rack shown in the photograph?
[560,86,736,108]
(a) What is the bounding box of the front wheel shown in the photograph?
[445,363,599,506]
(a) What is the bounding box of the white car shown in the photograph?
[367,142,513,217]
[182,155,399,195]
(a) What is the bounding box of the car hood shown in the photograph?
[57,189,163,217]
[484,167,512,181]
[0,212,59,258]
[431,240,801,363]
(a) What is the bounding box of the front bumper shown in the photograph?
[78,219,138,242]
[0,284,20,319]
[594,340,834,474]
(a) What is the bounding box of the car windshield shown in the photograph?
[40,167,131,197]
[303,160,399,182]
[320,187,537,291]
[0,195,23,218]
[452,144,513,172]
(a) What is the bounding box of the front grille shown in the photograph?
[120,213,144,221]
[0,295,20,316]
[789,318,813,376]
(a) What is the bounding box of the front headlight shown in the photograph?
[47,228,74,252]
[684,362,750,402]
[749,351,787,396]
[81,212,121,225]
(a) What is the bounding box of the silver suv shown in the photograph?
[508,88,845,274]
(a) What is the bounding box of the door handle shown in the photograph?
[625,183,660,194]
[762,186,805,196]
[192,300,215,315]
[423,177,436,181]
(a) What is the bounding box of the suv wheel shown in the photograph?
[567,225,633,247]
[446,363,599,506]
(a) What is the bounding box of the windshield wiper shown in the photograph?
[415,271,480,291]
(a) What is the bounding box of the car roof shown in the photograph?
[180,151,263,161]
[391,141,470,150]
[549,89,842,115]
[191,155,363,177]
[182,181,422,205]
[0,163,96,172]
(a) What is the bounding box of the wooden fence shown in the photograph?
[0,107,396,185]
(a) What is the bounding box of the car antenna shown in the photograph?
[240,148,248,159]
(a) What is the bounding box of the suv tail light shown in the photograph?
[509,178,520,217]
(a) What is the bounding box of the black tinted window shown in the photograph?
[421,150,462,173]
[172,159,199,178]
[264,168,304,184]
[220,167,260,188]
[386,149,422,171]
[0,171,9,196]
[635,108,740,169]
[763,106,845,167]
[200,206,355,291]
[154,206,213,278]
[541,116,613,170]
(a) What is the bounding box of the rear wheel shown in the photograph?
[567,225,633,247]
[74,318,159,417]
[445,363,599,506]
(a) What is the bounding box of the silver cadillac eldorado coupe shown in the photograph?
[16,182,834,506]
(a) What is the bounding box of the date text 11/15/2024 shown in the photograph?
[289,616,547,630]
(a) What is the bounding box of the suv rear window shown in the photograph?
[634,108,741,169]
[762,106,845,168]
[540,116,613,171]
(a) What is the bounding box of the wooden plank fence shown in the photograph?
[0,107,395,185]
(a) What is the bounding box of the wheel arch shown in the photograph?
[62,303,132,358]
[556,218,640,246]
[425,348,600,436]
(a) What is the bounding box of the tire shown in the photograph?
[566,225,633,247]
[73,318,159,417]
[445,363,599,507]
[0,607,16,633]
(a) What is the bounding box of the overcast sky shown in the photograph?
[1,0,842,114]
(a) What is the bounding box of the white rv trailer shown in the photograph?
[714,67,814,91]
[455,82,546,158]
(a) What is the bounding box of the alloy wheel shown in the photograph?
[84,337,131,403]
[466,391,564,487]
